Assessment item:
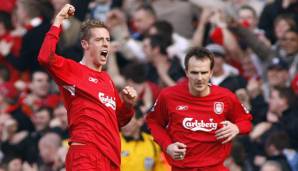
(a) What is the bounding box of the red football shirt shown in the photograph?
[38,26,134,166]
[146,80,252,168]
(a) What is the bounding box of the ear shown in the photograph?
[184,69,189,78]
[210,70,213,78]
[81,40,89,50]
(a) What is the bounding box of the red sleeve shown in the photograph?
[227,93,253,134]
[38,26,78,85]
[146,92,173,151]
[114,83,134,127]
[38,26,61,65]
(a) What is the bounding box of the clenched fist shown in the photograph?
[121,86,137,107]
[53,4,75,27]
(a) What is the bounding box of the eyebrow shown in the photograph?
[95,37,110,40]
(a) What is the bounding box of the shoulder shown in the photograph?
[211,85,236,99]
[142,133,161,150]
[142,132,154,140]
[159,82,185,97]
[211,84,232,93]
[61,58,82,68]
[100,71,114,82]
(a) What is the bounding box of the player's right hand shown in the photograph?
[58,4,75,19]
[166,142,187,160]
[53,4,75,27]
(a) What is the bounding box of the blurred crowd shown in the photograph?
[0,0,298,171]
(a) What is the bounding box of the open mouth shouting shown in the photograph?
[100,50,108,57]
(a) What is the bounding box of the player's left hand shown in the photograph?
[121,86,137,106]
[215,121,239,144]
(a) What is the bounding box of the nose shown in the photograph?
[103,40,108,47]
[197,73,203,80]
[102,39,109,47]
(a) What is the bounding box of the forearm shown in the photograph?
[222,27,241,54]
[38,26,61,65]
[191,20,207,47]
[106,53,125,87]
[117,104,134,127]
[158,72,176,87]
[235,120,252,134]
[112,26,141,60]
[146,118,172,152]
[230,27,273,61]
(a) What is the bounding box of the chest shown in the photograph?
[62,71,117,110]
[167,97,231,131]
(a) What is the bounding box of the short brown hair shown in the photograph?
[239,5,257,18]
[274,14,297,30]
[136,4,156,18]
[184,47,215,70]
[80,19,109,41]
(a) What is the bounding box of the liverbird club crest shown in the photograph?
[214,102,224,114]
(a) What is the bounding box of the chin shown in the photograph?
[100,61,107,66]
[195,89,204,93]
[95,60,106,66]
[195,86,207,92]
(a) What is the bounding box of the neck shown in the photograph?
[123,129,141,140]
[132,130,141,140]
[189,83,210,97]
[126,127,142,140]
[80,57,102,72]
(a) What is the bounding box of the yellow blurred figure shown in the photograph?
[120,112,170,171]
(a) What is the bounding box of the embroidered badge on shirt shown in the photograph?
[214,102,224,114]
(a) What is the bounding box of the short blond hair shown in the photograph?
[80,19,109,41]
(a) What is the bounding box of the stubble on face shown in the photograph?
[186,57,212,97]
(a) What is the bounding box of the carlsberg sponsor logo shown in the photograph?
[182,117,217,132]
[98,92,116,110]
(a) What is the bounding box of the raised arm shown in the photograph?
[38,4,75,65]
[38,4,78,85]
[191,8,214,47]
